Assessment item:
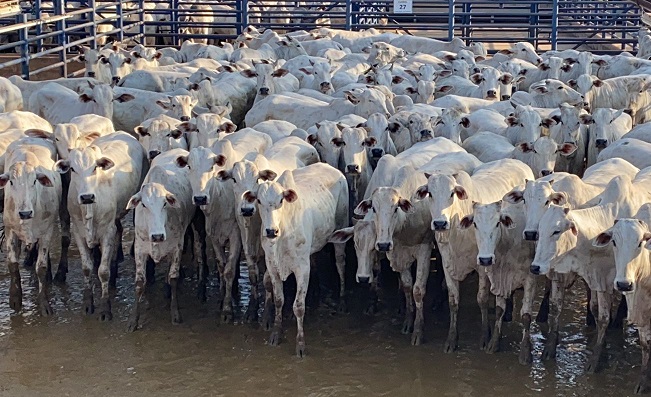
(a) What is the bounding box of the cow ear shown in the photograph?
[532,85,549,94]
[156,100,172,110]
[550,192,568,205]
[414,185,430,200]
[307,134,318,145]
[168,129,184,139]
[0,173,8,188]
[114,93,134,103]
[500,73,514,85]
[175,155,188,168]
[243,190,257,203]
[329,227,354,244]
[506,116,518,127]
[259,169,277,181]
[272,68,289,78]
[240,70,257,78]
[176,121,196,132]
[362,137,377,147]
[79,93,93,103]
[437,85,453,93]
[504,189,524,204]
[500,214,515,229]
[392,76,405,84]
[54,159,71,174]
[579,114,593,125]
[344,91,360,104]
[134,126,149,137]
[459,215,474,229]
[453,186,468,200]
[210,103,232,118]
[459,117,470,128]
[214,154,227,167]
[298,67,313,75]
[398,198,414,213]
[499,49,514,55]
[331,137,345,147]
[216,169,232,181]
[126,193,141,209]
[567,79,577,88]
[622,108,633,116]
[219,121,237,134]
[96,157,115,170]
[438,69,453,78]
[354,199,372,216]
[25,129,54,140]
[470,73,483,84]
[282,189,298,203]
[593,79,604,87]
[518,142,534,153]
[569,221,578,236]
[33,172,53,187]
[166,194,180,208]
[537,63,550,71]
[80,131,101,145]
[405,87,417,94]
[563,206,571,215]
[541,118,556,128]
[558,143,577,155]
[593,230,612,247]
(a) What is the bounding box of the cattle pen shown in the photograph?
[3,1,651,397]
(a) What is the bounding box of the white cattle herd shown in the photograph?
[5,24,651,392]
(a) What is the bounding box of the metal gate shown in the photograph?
[0,0,645,80]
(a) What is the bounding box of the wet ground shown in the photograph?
[0,222,645,397]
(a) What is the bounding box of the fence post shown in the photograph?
[351,0,359,31]
[448,0,455,41]
[18,13,30,79]
[345,0,351,31]
[139,0,145,41]
[171,0,179,46]
[529,1,539,48]
[34,0,42,53]
[551,0,558,50]
[242,0,249,34]
[54,0,67,77]
[116,0,124,42]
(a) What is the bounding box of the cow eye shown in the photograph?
[544,200,550,206]
[55,137,60,141]
[558,86,563,90]
[372,207,376,213]
[394,207,398,213]
[232,178,237,184]
[141,203,147,209]
[613,240,617,247]
[638,241,643,248]
[473,222,477,228]
[71,167,76,173]
[450,192,455,198]
[552,230,561,236]
[256,199,261,204]
[9,181,12,186]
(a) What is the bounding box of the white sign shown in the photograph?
[393,0,412,14]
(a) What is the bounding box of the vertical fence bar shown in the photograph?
[88,0,96,49]
[116,0,124,42]
[171,0,179,46]
[448,0,455,41]
[551,0,559,50]
[351,0,359,31]
[345,0,351,31]
[242,0,249,34]
[139,0,145,41]
[35,0,43,53]
[17,13,30,79]
[54,0,67,77]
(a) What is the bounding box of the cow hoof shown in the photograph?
[262,313,274,331]
[82,290,94,315]
[542,344,557,361]
[486,336,500,354]
[127,316,139,332]
[244,306,258,324]
[269,329,281,346]
[9,292,22,312]
[296,342,306,358]
[585,356,600,374]
[171,309,183,325]
[479,330,491,351]
[443,338,457,353]
[519,347,533,365]
[221,310,233,324]
[411,331,422,346]
[337,300,347,314]
[98,299,112,322]
[635,377,649,394]
[401,320,414,335]
[38,297,53,317]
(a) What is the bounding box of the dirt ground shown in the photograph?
[0,54,84,80]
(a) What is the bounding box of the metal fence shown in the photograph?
[0,0,646,80]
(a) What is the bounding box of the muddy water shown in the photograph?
[0,224,644,397]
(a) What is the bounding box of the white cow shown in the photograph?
[581,108,632,167]
[598,138,651,169]
[8,75,101,108]
[434,108,506,145]
[0,110,52,132]
[0,77,23,112]
[510,79,584,108]
[1,137,61,315]
[134,115,188,160]
[241,61,300,103]
[358,112,398,161]
[243,163,348,356]
[126,149,198,330]
[54,132,148,321]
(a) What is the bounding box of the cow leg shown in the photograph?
[169,246,183,325]
[109,219,123,288]
[635,326,651,394]
[542,278,565,360]
[35,235,54,316]
[7,232,23,312]
[586,283,597,327]
[334,242,347,313]
[536,278,552,323]
[412,245,431,346]
[585,291,612,373]
[98,227,118,321]
[262,271,275,331]
[193,222,208,302]
[213,242,227,306]
[504,293,514,323]
[127,251,148,332]
[73,228,95,315]
[487,295,506,353]
[399,269,414,336]
[294,265,309,357]
[478,272,491,350]
[220,236,241,323]
[611,294,627,329]
[55,171,71,283]
[519,275,536,365]
[244,254,261,323]
[443,271,460,353]
[268,269,284,347]
[364,252,381,315]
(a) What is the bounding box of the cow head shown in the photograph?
[127,181,180,249]
[245,179,297,239]
[531,205,578,275]
[217,158,276,218]
[156,95,197,122]
[0,161,55,226]
[175,146,225,208]
[329,220,376,283]
[55,145,114,205]
[459,201,515,266]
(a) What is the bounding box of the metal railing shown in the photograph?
[0,0,645,80]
